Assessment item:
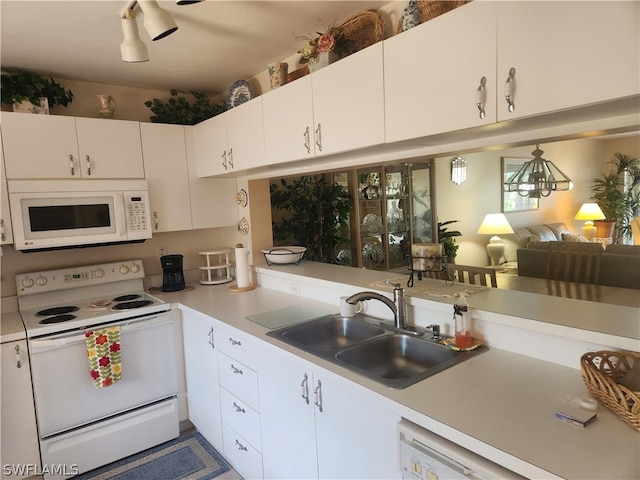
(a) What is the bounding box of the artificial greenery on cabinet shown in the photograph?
[144,89,225,125]
[270,175,352,264]
[1,68,74,108]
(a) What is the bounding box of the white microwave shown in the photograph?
[8,180,152,251]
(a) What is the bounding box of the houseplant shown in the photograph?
[437,220,461,263]
[1,68,74,111]
[144,89,225,125]
[270,174,352,264]
[591,152,640,243]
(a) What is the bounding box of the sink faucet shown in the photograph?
[346,281,407,329]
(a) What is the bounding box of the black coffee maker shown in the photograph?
[160,254,185,292]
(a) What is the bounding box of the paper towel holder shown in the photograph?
[229,243,256,292]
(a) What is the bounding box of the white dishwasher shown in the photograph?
[398,419,525,480]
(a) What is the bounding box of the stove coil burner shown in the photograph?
[113,300,154,310]
[112,294,142,302]
[36,306,79,317]
[39,314,77,324]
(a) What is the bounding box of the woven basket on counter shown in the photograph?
[580,350,640,431]
[396,0,469,34]
[340,10,384,53]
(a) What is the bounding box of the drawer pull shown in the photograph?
[476,76,487,119]
[85,155,92,176]
[233,402,246,413]
[69,154,75,176]
[314,379,323,413]
[504,67,516,113]
[228,337,241,346]
[207,327,215,349]
[15,345,22,368]
[303,126,311,153]
[231,364,243,375]
[314,123,322,151]
[235,439,248,451]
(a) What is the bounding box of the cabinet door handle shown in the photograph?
[314,379,323,412]
[153,211,159,231]
[235,439,248,451]
[300,372,309,404]
[228,337,241,346]
[504,67,516,113]
[221,151,227,170]
[1,219,5,242]
[69,154,75,176]
[476,76,487,119]
[231,364,243,375]
[228,148,234,169]
[303,126,311,153]
[207,327,215,349]
[15,345,22,368]
[85,155,92,176]
[314,123,322,151]
[233,402,246,413]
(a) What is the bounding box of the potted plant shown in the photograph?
[1,68,74,112]
[591,152,640,243]
[270,174,352,264]
[144,89,225,125]
[437,220,461,263]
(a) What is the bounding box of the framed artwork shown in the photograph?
[501,157,539,212]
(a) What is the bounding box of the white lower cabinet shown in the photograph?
[259,348,401,480]
[181,308,223,451]
[1,339,41,480]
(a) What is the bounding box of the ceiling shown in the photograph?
[0,0,389,95]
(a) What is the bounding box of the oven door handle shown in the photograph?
[29,313,171,351]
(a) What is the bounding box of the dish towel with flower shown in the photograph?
[85,327,122,388]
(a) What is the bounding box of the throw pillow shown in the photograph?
[561,233,590,243]
[525,235,540,247]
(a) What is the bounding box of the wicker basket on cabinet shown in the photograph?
[340,10,384,53]
[580,350,640,431]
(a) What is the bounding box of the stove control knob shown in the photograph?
[95,269,105,278]
[130,264,141,273]
[21,277,35,289]
[119,265,130,275]
[35,276,48,287]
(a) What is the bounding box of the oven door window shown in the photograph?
[22,196,118,239]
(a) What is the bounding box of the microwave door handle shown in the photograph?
[117,194,127,238]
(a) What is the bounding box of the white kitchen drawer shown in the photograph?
[220,387,261,451]
[217,352,259,411]
[215,322,261,367]
[222,422,263,480]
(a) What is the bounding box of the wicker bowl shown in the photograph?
[580,350,640,431]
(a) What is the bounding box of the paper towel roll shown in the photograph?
[235,244,250,288]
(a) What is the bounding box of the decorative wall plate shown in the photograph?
[226,80,253,109]
[236,189,248,207]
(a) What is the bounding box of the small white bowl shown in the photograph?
[262,246,306,265]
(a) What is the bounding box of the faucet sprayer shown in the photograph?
[346,281,407,329]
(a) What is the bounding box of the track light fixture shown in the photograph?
[138,0,178,41]
[120,9,149,63]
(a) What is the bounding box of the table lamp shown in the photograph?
[477,213,514,267]
[574,203,605,241]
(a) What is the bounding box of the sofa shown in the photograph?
[511,223,640,289]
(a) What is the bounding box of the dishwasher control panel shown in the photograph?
[398,419,524,480]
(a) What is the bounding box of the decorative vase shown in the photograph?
[401,0,422,31]
[308,50,338,73]
[267,62,288,90]
[12,97,49,114]
[96,95,116,117]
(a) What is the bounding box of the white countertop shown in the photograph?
[157,276,640,480]
[1,311,26,343]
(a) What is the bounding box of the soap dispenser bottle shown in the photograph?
[454,293,473,349]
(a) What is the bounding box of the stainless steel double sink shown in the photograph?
[267,314,487,389]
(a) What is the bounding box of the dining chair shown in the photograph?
[450,264,497,288]
[545,243,602,284]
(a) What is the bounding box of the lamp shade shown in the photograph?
[120,16,149,63]
[139,0,178,41]
[476,213,514,235]
[574,203,606,221]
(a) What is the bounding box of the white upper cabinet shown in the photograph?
[263,43,385,164]
[496,1,640,121]
[74,117,144,178]
[311,42,385,155]
[194,98,265,177]
[262,75,315,165]
[2,113,144,179]
[384,1,496,142]
[0,132,13,245]
[140,123,193,233]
